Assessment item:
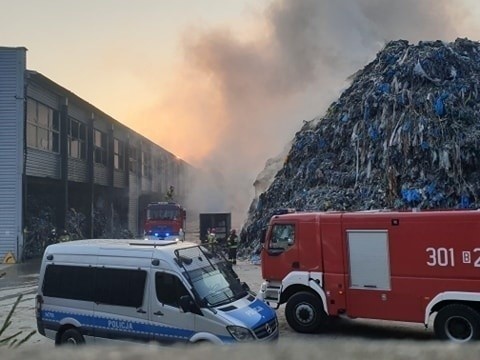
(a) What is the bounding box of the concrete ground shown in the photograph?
[2,247,480,358]
[1,338,480,360]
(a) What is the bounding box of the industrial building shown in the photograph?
[0,47,193,262]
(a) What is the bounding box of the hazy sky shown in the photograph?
[2,0,480,224]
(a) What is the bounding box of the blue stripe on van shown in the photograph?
[40,310,232,343]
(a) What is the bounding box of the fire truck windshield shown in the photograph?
[146,206,180,221]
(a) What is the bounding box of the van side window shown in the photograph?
[43,265,94,301]
[155,272,190,307]
[270,224,295,249]
[95,268,147,308]
[42,265,147,307]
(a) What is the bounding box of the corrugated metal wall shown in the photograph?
[25,148,61,178]
[141,177,152,192]
[0,47,25,261]
[69,103,89,121]
[113,170,126,188]
[68,158,88,182]
[94,164,108,185]
[27,82,58,109]
[128,175,138,234]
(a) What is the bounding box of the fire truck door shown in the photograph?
[345,230,392,319]
[262,223,299,281]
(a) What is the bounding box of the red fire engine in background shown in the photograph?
[143,202,186,240]
[258,209,480,342]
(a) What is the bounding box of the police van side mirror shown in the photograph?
[179,295,197,313]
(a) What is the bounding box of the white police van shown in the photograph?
[35,239,278,345]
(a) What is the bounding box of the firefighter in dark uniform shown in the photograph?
[227,229,239,265]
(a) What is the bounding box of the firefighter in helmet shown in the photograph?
[58,229,71,243]
[227,229,239,265]
[207,228,217,253]
[165,185,175,201]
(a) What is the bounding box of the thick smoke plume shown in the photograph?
[132,0,478,227]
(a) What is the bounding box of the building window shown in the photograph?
[114,138,125,171]
[94,129,107,165]
[26,98,59,153]
[68,118,87,160]
[129,145,137,173]
[141,150,151,177]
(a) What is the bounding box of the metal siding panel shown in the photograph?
[68,103,89,121]
[68,158,88,182]
[93,119,108,132]
[25,148,61,178]
[26,82,59,109]
[112,127,128,142]
[141,177,152,192]
[94,165,108,185]
[0,48,25,260]
[113,170,126,188]
[128,175,138,234]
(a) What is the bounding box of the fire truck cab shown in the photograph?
[144,202,186,240]
[258,209,480,342]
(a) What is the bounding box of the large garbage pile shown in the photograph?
[241,38,480,255]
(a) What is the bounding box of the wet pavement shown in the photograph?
[0,257,41,289]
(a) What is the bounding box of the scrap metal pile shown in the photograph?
[242,38,480,252]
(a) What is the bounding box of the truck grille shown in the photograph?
[253,318,278,339]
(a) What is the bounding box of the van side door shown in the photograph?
[149,270,196,344]
[93,267,149,343]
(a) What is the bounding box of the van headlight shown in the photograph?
[227,326,254,341]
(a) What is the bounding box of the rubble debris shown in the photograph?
[242,38,480,254]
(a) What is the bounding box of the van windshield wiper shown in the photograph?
[203,290,236,307]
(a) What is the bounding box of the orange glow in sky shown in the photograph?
[2,0,480,221]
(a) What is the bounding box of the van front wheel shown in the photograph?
[285,291,326,333]
[59,328,85,345]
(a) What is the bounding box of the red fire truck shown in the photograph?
[143,202,186,240]
[258,209,480,342]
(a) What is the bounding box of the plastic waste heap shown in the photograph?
[243,38,480,252]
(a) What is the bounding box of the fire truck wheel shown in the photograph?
[285,291,326,333]
[434,304,480,342]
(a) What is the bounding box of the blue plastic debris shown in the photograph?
[243,38,480,253]
[434,95,446,117]
[401,189,422,204]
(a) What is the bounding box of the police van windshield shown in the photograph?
[187,264,246,307]
[175,245,248,307]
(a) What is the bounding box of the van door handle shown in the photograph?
[137,308,146,314]
[154,310,164,316]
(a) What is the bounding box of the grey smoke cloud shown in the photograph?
[180,0,475,225]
